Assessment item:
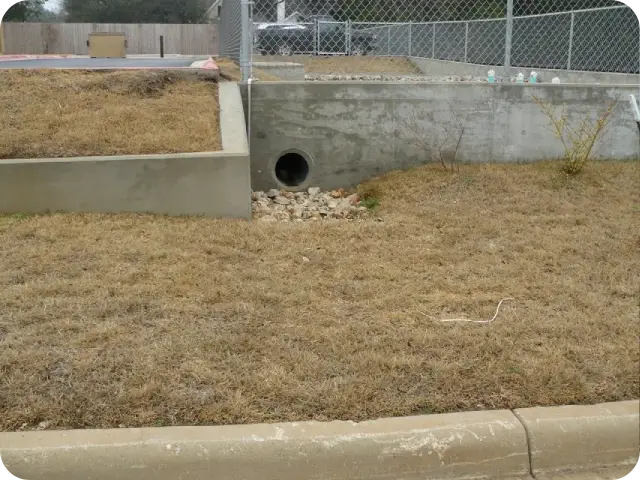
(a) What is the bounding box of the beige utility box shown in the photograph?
[87,32,127,58]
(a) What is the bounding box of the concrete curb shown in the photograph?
[514,401,640,477]
[0,401,637,480]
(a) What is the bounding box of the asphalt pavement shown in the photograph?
[0,57,202,69]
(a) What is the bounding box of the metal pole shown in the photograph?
[567,12,574,70]
[408,21,412,57]
[240,0,251,81]
[504,0,514,78]
[160,35,164,58]
[387,25,390,55]
[432,24,436,58]
[464,21,469,62]
[346,20,350,55]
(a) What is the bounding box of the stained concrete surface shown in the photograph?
[243,82,640,192]
[514,401,640,476]
[1,410,531,480]
[1,402,637,480]
[537,466,637,480]
[0,57,202,69]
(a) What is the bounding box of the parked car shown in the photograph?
[255,21,377,56]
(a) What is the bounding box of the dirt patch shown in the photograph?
[0,69,221,159]
[257,55,421,74]
[0,162,638,431]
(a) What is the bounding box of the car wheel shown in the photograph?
[350,44,366,56]
[277,43,293,56]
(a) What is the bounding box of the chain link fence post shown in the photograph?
[387,25,391,56]
[432,25,436,59]
[240,0,252,81]
[567,12,575,70]
[464,21,469,63]
[505,0,514,79]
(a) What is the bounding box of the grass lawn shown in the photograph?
[0,162,638,431]
[0,69,220,159]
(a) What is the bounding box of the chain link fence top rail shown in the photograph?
[219,0,639,78]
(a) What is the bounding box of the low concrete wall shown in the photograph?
[243,82,639,192]
[409,57,640,85]
[0,83,250,219]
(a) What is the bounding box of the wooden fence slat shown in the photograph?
[2,22,218,55]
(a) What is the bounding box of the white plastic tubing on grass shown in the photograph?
[419,298,515,324]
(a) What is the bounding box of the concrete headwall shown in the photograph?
[409,57,640,85]
[0,83,251,219]
[244,82,639,192]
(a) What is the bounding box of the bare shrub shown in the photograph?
[398,102,466,173]
[534,96,617,175]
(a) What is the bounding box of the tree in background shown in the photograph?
[61,0,209,23]
[3,0,46,21]
[36,9,66,22]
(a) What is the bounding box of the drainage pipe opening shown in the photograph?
[275,152,310,187]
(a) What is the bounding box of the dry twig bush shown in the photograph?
[398,103,466,172]
[534,96,617,175]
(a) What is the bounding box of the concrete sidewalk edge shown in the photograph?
[0,401,637,480]
[514,400,639,477]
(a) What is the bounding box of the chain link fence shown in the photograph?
[218,0,242,62]
[219,0,638,80]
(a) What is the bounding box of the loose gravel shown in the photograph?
[252,187,370,222]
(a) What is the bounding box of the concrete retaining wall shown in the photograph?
[409,57,640,85]
[1,401,637,480]
[243,82,640,192]
[0,83,251,219]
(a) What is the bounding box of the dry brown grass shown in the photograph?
[0,69,220,159]
[0,161,638,431]
[302,56,420,73]
[217,57,283,81]
[258,55,420,74]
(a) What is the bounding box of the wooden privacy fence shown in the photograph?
[2,23,218,55]
[0,24,4,54]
